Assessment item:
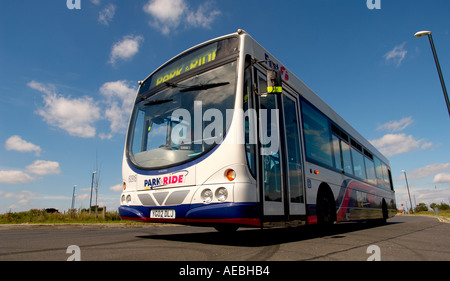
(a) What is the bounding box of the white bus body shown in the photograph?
[119,30,396,231]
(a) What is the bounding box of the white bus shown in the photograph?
[119,30,396,232]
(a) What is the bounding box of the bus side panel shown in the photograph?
[306,164,395,224]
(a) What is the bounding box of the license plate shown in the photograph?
[150,209,176,219]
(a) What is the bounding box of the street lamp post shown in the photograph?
[71,185,78,210]
[414,31,450,119]
[402,170,414,214]
[89,171,97,211]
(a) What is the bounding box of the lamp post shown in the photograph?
[402,170,414,214]
[71,185,78,210]
[414,30,450,119]
[89,171,97,211]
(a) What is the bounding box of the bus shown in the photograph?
[118,29,396,232]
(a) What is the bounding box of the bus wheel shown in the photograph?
[214,224,239,233]
[381,199,388,224]
[316,188,335,226]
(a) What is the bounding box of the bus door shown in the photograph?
[255,70,306,224]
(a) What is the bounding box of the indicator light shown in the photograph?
[225,169,236,181]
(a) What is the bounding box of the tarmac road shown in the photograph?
[0,215,449,261]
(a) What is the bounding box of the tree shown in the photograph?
[438,202,449,210]
[430,202,449,210]
[414,203,428,212]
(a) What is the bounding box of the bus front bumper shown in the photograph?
[118,202,260,227]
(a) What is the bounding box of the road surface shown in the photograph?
[0,215,449,261]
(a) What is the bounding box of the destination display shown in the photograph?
[138,37,238,95]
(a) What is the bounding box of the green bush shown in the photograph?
[0,209,123,224]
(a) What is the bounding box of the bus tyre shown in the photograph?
[381,200,388,224]
[316,188,336,226]
[214,224,239,233]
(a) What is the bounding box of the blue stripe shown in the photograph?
[118,202,259,220]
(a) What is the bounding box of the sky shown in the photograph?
[1,0,449,213]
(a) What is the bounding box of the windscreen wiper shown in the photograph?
[164,81,229,92]
[180,82,229,92]
[144,98,173,106]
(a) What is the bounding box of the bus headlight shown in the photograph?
[201,189,213,203]
[126,195,132,205]
[215,187,228,202]
[121,195,126,205]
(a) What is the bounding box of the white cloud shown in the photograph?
[377,116,413,132]
[404,163,450,180]
[98,4,116,26]
[395,186,450,208]
[370,133,432,157]
[28,79,136,140]
[143,0,186,35]
[26,160,61,176]
[432,173,450,184]
[28,81,101,138]
[99,80,137,134]
[109,35,144,65]
[0,160,61,184]
[109,183,123,192]
[143,0,220,35]
[186,2,221,29]
[0,170,35,184]
[1,190,70,210]
[5,135,42,156]
[384,42,407,67]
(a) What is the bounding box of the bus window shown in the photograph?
[332,135,343,171]
[382,163,390,189]
[301,101,333,168]
[341,141,353,175]
[364,156,376,185]
[131,110,146,155]
[283,95,304,203]
[260,76,283,202]
[243,65,256,177]
[351,148,365,180]
[374,157,385,188]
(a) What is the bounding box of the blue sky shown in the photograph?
[1,0,449,213]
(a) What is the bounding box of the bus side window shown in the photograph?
[364,156,376,185]
[332,135,343,171]
[341,141,353,175]
[351,148,366,180]
[301,100,333,168]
